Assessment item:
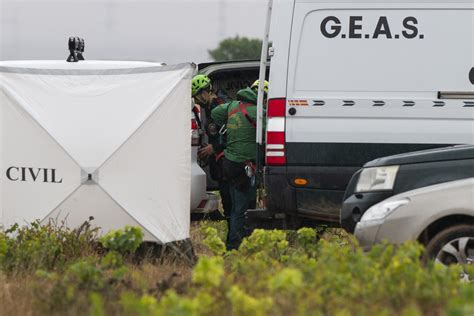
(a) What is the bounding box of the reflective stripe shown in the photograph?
[267,117,285,132]
[266,151,285,157]
[266,144,284,150]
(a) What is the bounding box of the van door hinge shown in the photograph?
[268,47,275,57]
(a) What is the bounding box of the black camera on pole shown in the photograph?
[77,38,85,61]
[66,37,85,62]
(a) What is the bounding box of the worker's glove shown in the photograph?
[197,143,210,167]
[198,144,214,160]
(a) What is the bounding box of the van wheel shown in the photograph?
[423,225,474,280]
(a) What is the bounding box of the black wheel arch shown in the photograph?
[417,214,474,246]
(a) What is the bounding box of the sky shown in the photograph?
[0,0,268,64]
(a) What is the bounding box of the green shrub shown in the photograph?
[65,259,105,292]
[174,226,468,315]
[269,268,303,293]
[33,225,145,314]
[226,285,272,316]
[120,292,159,316]
[192,256,224,288]
[199,220,228,245]
[120,290,216,316]
[0,232,7,264]
[3,221,472,315]
[1,219,98,273]
[201,227,226,256]
[447,283,474,316]
[89,292,105,316]
[99,226,144,255]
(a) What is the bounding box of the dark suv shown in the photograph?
[341,145,474,233]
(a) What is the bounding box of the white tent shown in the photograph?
[0,61,193,244]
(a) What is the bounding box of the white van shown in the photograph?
[260,0,474,224]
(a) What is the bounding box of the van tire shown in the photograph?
[423,224,474,265]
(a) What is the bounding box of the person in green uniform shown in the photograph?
[211,80,269,250]
[191,74,232,219]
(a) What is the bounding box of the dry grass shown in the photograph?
[0,260,195,316]
[1,222,471,315]
[190,221,217,257]
[1,274,38,316]
[0,221,215,316]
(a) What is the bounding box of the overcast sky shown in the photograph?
[0,0,268,63]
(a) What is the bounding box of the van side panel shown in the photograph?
[265,1,474,222]
[291,8,474,93]
[287,4,474,154]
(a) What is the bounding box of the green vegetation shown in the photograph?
[208,36,263,61]
[1,220,473,315]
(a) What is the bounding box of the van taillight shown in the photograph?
[267,98,286,117]
[266,98,286,166]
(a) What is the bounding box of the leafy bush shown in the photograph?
[77,224,470,315]
[120,292,160,316]
[0,219,98,274]
[100,226,144,255]
[168,225,471,316]
[201,227,226,256]
[0,232,7,264]
[2,220,473,315]
[33,226,145,313]
[192,256,224,288]
[447,283,474,316]
[226,285,272,316]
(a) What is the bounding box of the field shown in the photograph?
[1,219,473,316]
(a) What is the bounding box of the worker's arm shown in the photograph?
[210,102,231,153]
[210,102,230,127]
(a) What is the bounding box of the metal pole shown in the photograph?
[256,0,273,146]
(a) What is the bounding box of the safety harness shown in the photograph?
[227,102,257,128]
[225,102,257,182]
[214,102,257,163]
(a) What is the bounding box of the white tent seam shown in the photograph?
[0,82,83,170]
[93,69,189,173]
[95,182,164,244]
[39,183,84,225]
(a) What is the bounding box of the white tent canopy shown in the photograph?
[0,61,193,244]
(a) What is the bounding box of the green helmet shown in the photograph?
[251,79,269,94]
[192,74,212,97]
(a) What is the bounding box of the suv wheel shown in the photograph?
[423,225,474,280]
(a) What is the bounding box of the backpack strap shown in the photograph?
[227,102,256,128]
[239,103,257,128]
[227,102,242,119]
